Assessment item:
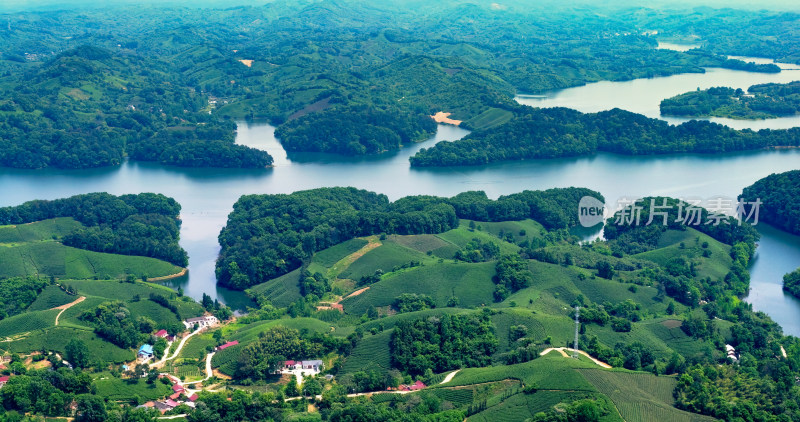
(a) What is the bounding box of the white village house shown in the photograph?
[183,315,219,330]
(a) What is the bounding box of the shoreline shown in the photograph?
[148,267,188,282]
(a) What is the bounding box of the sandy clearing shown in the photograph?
[239,59,253,67]
[431,111,462,126]
[540,347,612,369]
[345,287,370,299]
[440,369,460,384]
[148,268,188,282]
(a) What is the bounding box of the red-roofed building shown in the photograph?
[398,381,426,392]
[165,399,179,408]
[172,384,185,393]
[189,393,199,402]
[155,329,168,338]
[0,375,9,388]
[217,340,239,351]
[169,392,182,400]
[284,360,300,369]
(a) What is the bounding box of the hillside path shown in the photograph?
[53,296,85,326]
[440,369,460,384]
[150,327,202,369]
[540,347,612,369]
[182,352,214,386]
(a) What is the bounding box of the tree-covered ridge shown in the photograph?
[391,311,498,376]
[2,2,793,166]
[784,268,800,299]
[625,7,800,65]
[0,44,272,169]
[410,106,800,167]
[0,192,188,266]
[274,105,437,155]
[216,187,601,289]
[661,83,800,119]
[741,170,800,236]
[0,277,50,319]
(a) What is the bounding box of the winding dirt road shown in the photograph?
[53,296,85,326]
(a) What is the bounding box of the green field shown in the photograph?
[474,219,545,244]
[0,217,182,280]
[247,268,304,308]
[0,309,60,338]
[387,234,460,259]
[0,218,84,243]
[444,354,598,390]
[5,326,134,363]
[94,376,172,402]
[0,241,182,280]
[635,228,732,281]
[463,107,514,130]
[468,391,617,422]
[2,279,201,363]
[340,329,393,375]
[310,238,369,273]
[26,285,75,311]
[339,241,431,281]
[213,317,334,375]
[578,369,717,422]
[342,261,497,315]
[492,309,573,353]
[435,225,520,256]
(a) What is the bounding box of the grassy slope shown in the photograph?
[94,377,173,402]
[0,279,202,363]
[0,218,182,280]
[342,261,497,315]
[26,285,75,311]
[578,369,718,422]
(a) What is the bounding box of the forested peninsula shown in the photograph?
[216,187,598,289]
[741,170,800,236]
[661,82,800,119]
[0,3,792,166]
[0,192,188,266]
[409,107,800,167]
[0,46,273,170]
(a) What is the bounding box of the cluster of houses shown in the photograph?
[283,360,324,373]
[138,375,199,414]
[136,316,220,363]
[183,315,219,331]
[725,344,739,362]
[395,381,426,392]
[278,360,328,386]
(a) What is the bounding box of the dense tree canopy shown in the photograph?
[0,46,272,169]
[0,192,187,266]
[410,107,800,167]
[391,311,498,376]
[217,187,600,289]
[661,82,800,119]
[275,105,437,155]
[784,268,800,299]
[741,170,800,236]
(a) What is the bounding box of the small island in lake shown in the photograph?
[660,82,800,119]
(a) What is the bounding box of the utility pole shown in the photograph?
[573,306,580,358]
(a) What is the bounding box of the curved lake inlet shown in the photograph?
[1,58,800,335]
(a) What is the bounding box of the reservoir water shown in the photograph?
[1,52,800,335]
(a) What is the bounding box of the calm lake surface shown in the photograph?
[1,52,800,335]
[517,50,800,130]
